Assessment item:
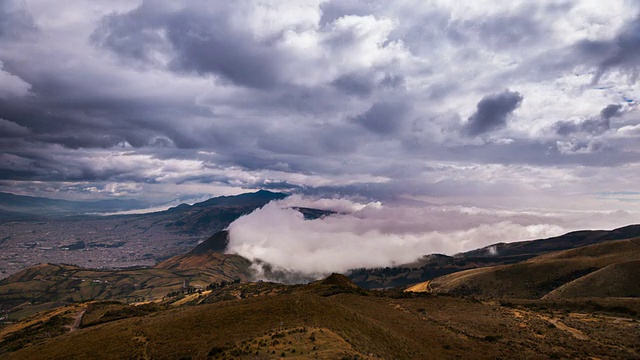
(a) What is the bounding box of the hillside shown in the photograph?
[0,260,251,321]
[3,220,640,358]
[155,250,250,274]
[350,224,640,289]
[543,260,640,299]
[428,238,640,299]
[151,190,287,235]
[187,230,231,255]
[2,275,639,359]
[154,230,254,276]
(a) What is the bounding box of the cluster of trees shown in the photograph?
[206,278,241,290]
[350,266,413,278]
[165,278,241,298]
[166,287,202,298]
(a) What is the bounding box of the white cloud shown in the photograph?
[0,61,30,98]
[226,196,639,280]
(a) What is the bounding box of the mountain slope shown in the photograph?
[4,276,639,360]
[155,251,250,275]
[154,230,253,275]
[429,238,640,299]
[189,230,230,255]
[0,260,251,319]
[188,189,287,208]
[156,190,287,235]
[350,224,640,289]
[542,260,640,299]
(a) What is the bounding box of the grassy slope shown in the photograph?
[543,260,640,299]
[155,251,251,277]
[352,224,640,289]
[0,262,248,320]
[5,283,640,360]
[429,238,640,299]
[0,304,83,354]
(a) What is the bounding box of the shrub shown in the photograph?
[207,346,226,356]
[483,335,502,342]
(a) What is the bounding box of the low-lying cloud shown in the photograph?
[226,196,574,281]
[226,195,640,282]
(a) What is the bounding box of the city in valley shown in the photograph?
[0,217,201,278]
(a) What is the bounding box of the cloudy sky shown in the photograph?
[1,0,640,216]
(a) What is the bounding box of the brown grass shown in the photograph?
[5,284,639,359]
[429,239,640,299]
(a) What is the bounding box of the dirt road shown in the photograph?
[69,309,86,333]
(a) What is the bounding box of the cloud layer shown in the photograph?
[0,1,638,213]
[226,196,640,280]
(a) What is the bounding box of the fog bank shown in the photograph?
[225,196,637,282]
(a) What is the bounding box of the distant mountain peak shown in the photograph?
[255,189,279,195]
[191,190,287,208]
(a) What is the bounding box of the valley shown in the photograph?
[1,191,639,359]
[0,190,286,278]
[0,218,200,278]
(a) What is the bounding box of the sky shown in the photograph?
[1,1,640,217]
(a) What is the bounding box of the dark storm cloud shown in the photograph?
[257,121,365,156]
[1,0,639,205]
[90,2,168,64]
[0,95,173,150]
[588,17,640,84]
[404,136,639,168]
[0,0,37,39]
[554,104,623,136]
[380,73,405,89]
[331,71,405,97]
[332,73,375,96]
[554,120,607,137]
[0,0,411,190]
[392,2,570,60]
[0,29,221,154]
[354,101,410,135]
[600,104,623,120]
[524,14,640,85]
[93,1,283,88]
[0,118,29,137]
[0,148,131,182]
[35,133,125,150]
[463,90,523,136]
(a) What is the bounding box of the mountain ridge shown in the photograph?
[3,271,639,359]
[349,224,640,289]
[428,238,640,299]
[0,191,148,218]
